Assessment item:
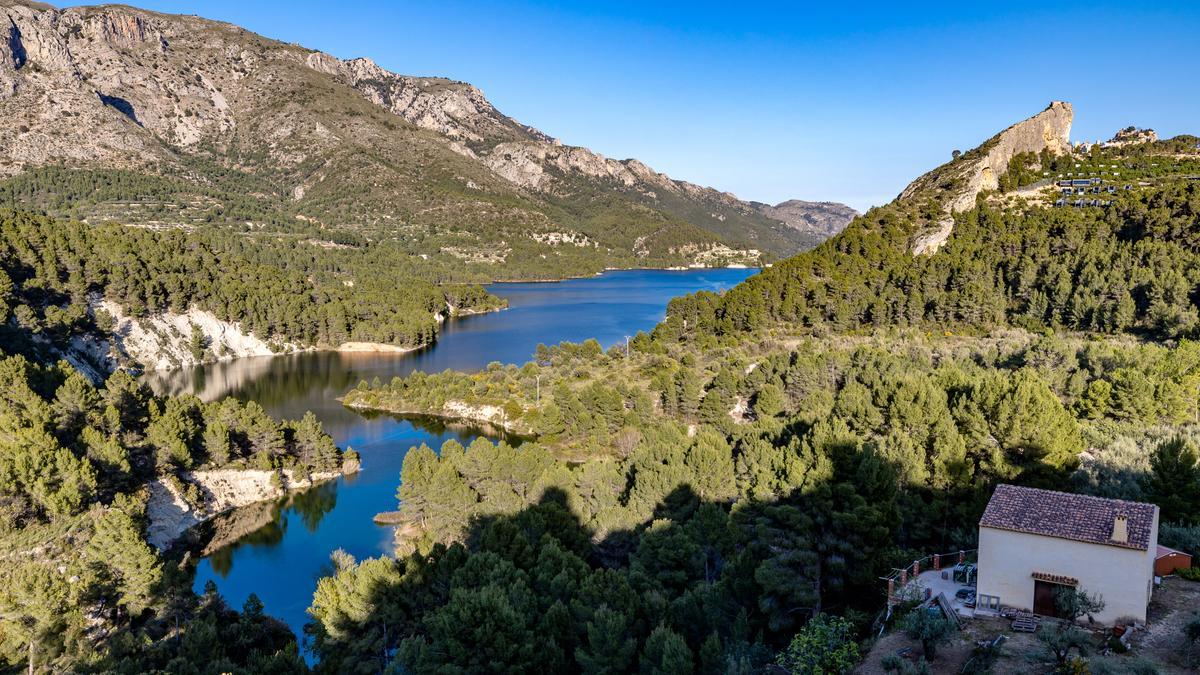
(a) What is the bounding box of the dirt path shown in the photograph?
[1139,577,1200,673]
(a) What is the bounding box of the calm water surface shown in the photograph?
[145,268,756,650]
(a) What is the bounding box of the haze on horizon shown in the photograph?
[48,0,1200,212]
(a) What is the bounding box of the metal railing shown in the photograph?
[881,548,978,606]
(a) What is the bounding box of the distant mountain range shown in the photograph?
[0,0,855,272]
[754,200,860,240]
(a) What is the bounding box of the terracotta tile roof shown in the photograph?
[979,484,1157,551]
[1157,545,1190,559]
[1031,571,1079,586]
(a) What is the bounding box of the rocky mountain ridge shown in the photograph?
[0,0,850,261]
[755,199,859,239]
[899,101,1074,253]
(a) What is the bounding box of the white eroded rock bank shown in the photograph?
[88,298,303,371]
[145,468,344,550]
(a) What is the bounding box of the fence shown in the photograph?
[882,548,978,606]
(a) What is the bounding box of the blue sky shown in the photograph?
[54,1,1199,211]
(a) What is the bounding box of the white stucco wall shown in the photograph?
[976,518,1158,624]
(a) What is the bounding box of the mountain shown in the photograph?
[0,0,847,270]
[897,101,1074,253]
[317,106,1200,674]
[658,101,1200,344]
[755,199,858,240]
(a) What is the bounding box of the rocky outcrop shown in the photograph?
[304,52,549,146]
[90,298,301,371]
[80,9,167,52]
[145,467,344,550]
[757,200,858,239]
[483,141,657,192]
[1105,126,1157,148]
[901,101,1074,254]
[0,1,192,171]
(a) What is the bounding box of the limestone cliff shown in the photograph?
[900,101,1074,254]
[87,298,302,371]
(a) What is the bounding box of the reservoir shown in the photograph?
[145,268,756,649]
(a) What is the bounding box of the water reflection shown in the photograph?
[149,269,756,645]
[202,481,341,576]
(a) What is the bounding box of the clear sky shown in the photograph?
[53,1,1200,211]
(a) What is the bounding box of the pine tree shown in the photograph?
[639,624,694,675]
[1146,437,1200,524]
[0,563,73,674]
[575,606,637,675]
[86,498,163,616]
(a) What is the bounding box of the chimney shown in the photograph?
[1111,514,1128,544]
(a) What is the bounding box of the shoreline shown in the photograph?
[125,298,512,374]
[486,264,761,285]
[140,302,512,374]
[341,398,534,436]
[139,267,752,374]
[333,341,418,353]
[146,466,354,550]
[139,342,415,373]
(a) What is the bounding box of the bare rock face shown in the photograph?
[0,1,199,173]
[1106,126,1157,148]
[0,0,836,257]
[81,9,167,51]
[0,17,23,96]
[482,142,551,189]
[902,101,1073,254]
[306,52,549,146]
[4,2,77,76]
[758,200,859,239]
[483,140,653,191]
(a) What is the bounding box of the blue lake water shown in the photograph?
[145,268,756,653]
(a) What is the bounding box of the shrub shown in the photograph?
[1177,567,1200,582]
[1160,522,1200,557]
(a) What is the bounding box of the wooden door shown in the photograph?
[1033,580,1060,616]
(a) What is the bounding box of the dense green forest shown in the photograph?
[655,177,1200,346]
[0,210,504,361]
[326,169,1200,672]
[0,200,376,675]
[4,131,1199,672]
[0,332,353,672]
[0,166,767,280]
[332,331,1200,672]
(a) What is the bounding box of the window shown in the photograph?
[977,594,1001,611]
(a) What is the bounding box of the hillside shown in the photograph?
[657,102,1200,343]
[328,106,1200,674]
[0,0,847,269]
[0,210,506,372]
